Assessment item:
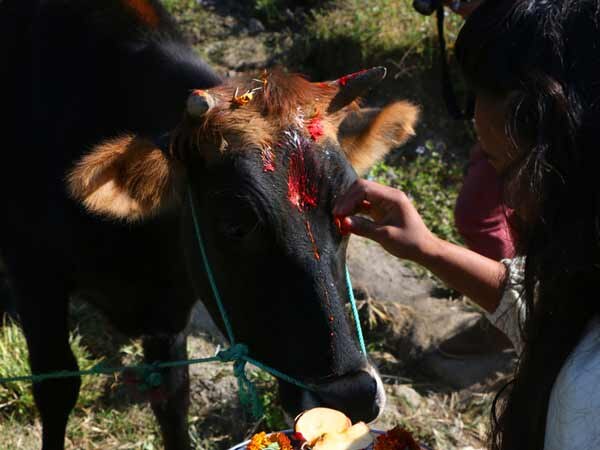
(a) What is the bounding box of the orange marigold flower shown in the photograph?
[247,432,293,450]
[232,90,254,106]
[248,432,270,450]
[270,432,292,450]
[374,426,419,450]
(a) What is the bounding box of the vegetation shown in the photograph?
[368,146,464,245]
[0,319,104,420]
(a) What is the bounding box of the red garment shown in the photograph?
[454,145,516,261]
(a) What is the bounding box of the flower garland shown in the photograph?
[248,432,293,450]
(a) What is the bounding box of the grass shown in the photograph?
[295,0,464,77]
[0,318,105,420]
[368,146,464,245]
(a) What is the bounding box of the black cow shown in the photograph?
[0,1,419,449]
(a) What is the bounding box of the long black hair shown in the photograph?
[456,1,600,449]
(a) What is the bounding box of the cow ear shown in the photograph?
[67,135,185,221]
[337,102,419,174]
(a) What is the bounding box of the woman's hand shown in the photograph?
[333,179,439,263]
[334,179,507,313]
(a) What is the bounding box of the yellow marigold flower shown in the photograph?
[247,432,270,450]
[270,432,292,450]
[232,90,254,106]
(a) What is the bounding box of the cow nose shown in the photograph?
[301,365,386,423]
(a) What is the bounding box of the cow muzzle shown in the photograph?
[280,364,386,424]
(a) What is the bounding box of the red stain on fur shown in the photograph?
[287,142,317,212]
[305,220,321,261]
[307,114,325,141]
[123,0,160,28]
[337,69,369,86]
[261,147,275,172]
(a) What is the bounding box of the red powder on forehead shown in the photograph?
[123,0,160,28]
[287,138,318,212]
[305,220,321,261]
[261,147,275,172]
[337,69,369,86]
[307,115,325,141]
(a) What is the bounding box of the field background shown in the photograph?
[0,1,512,449]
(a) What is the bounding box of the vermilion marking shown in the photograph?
[337,69,369,87]
[123,0,160,28]
[287,138,318,212]
[261,147,275,172]
[305,220,321,261]
[307,114,325,141]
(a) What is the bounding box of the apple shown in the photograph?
[312,422,374,450]
[294,407,352,445]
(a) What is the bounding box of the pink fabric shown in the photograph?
[454,145,516,261]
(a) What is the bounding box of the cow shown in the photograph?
[0,1,419,449]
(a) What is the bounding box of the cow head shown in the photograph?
[67,68,418,422]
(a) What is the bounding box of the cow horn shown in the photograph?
[187,89,217,118]
[327,67,387,113]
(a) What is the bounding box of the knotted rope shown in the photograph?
[0,185,366,420]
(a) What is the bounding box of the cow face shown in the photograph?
[67,68,418,422]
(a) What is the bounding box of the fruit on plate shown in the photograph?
[294,407,352,444]
[247,407,419,450]
[312,422,374,450]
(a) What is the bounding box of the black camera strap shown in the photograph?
[436,4,475,120]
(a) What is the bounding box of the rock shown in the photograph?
[210,35,271,71]
[438,315,513,355]
[392,384,422,409]
[347,236,434,302]
[188,301,227,344]
[248,18,265,35]
[423,348,516,389]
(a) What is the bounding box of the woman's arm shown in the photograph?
[334,179,506,313]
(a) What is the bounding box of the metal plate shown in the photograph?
[226,429,431,450]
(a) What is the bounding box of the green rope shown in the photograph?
[0,185,367,421]
[346,267,367,356]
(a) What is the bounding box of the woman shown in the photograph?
[445,0,517,261]
[335,1,600,449]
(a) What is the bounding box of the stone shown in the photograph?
[423,348,516,389]
[188,301,227,344]
[347,236,435,302]
[247,18,265,35]
[392,384,422,409]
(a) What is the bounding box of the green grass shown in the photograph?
[0,319,105,420]
[295,0,464,77]
[368,146,464,245]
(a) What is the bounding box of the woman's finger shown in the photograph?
[333,180,370,217]
[344,216,380,241]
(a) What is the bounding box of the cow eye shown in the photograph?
[219,222,258,240]
[217,203,261,241]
